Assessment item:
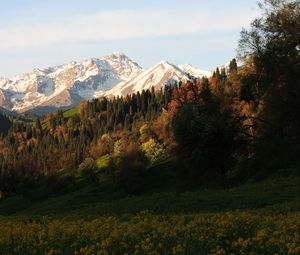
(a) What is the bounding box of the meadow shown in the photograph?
[0,166,299,255]
[0,1,299,254]
[0,210,299,255]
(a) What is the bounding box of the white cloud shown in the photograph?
[0,8,257,49]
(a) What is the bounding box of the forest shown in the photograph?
[0,0,299,254]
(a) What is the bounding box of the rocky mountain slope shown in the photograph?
[178,64,212,79]
[0,53,211,113]
[105,61,190,96]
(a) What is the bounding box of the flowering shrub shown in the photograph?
[142,139,165,165]
[0,211,298,255]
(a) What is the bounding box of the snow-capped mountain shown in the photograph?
[178,64,212,79]
[106,61,190,96]
[0,53,142,113]
[0,53,212,114]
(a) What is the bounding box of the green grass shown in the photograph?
[40,106,79,129]
[0,165,298,254]
[63,105,79,118]
[0,165,298,218]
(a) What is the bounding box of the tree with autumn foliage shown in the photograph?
[238,0,300,172]
[172,79,247,186]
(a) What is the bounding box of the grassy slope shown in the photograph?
[0,162,299,218]
[41,106,79,129]
[63,105,79,118]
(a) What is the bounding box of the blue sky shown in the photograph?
[0,0,260,77]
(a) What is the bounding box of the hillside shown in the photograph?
[0,1,299,254]
[0,165,298,254]
[0,163,298,217]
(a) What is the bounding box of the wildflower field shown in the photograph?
[0,168,299,255]
[0,210,299,255]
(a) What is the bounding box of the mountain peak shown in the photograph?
[158,60,170,65]
[0,53,214,113]
[106,59,189,97]
[102,52,129,61]
[0,53,146,113]
[156,60,175,66]
[178,64,212,78]
[153,60,182,72]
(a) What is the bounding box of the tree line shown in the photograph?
[0,0,298,197]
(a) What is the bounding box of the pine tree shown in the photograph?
[229,58,237,73]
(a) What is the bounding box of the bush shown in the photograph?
[96,154,111,170]
[113,147,149,194]
[24,174,75,201]
[78,158,98,183]
[172,103,246,186]
[142,139,165,165]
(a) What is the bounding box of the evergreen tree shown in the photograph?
[229,58,238,73]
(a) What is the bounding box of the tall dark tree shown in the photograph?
[229,58,238,73]
[0,113,12,135]
[238,0,300,168]
[172,80,246,186]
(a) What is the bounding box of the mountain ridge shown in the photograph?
[0,53,211,114]
[105,60,190,96]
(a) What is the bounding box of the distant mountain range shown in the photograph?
[0,53,213,114]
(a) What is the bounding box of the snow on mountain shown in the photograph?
[106,61,190,96]
[102,52,142,80]
[178,64,212,78]
[0,53,217,114]
[0,89,6,106]
[0,88,12,110]
[0,77,8,87]
[0,53,143,113]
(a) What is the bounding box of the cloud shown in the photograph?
[0,8,256,49]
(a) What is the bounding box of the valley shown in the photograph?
[0,0,299,254]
